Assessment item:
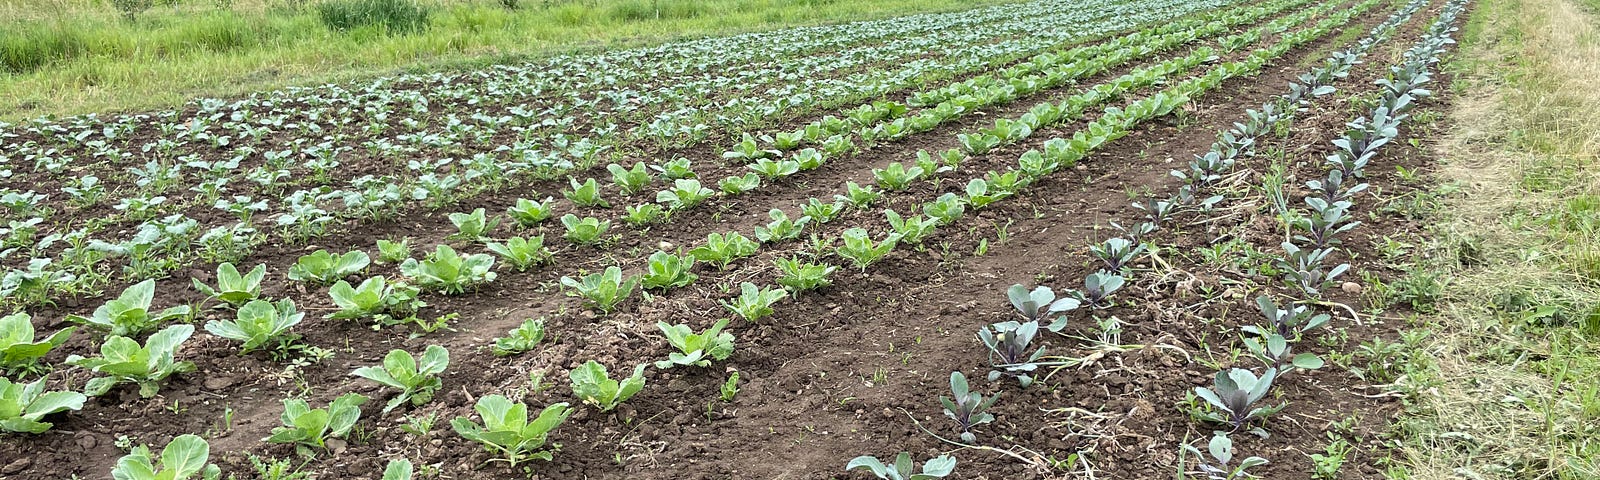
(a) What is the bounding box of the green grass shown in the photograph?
[1388,0,1600,477]
[0,0,1021,119]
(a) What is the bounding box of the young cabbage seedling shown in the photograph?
[267,393,368,450]
[451,395,572,466]
[940,371,998,443]
[506,197,555,227]
[845,452,957,480]
[1192,367,1284,436]
[1182,432,1269,480]
[1090,237,1146,274]
[754,209,809,243]
[67,324,196,397]
[559,266,639,314]
[1006,284,1080,332]
[774,257,837,294]
[655,318,734,369]
[351,345,450,413]
[0,375,86,433]
[884,209,939,245]
[204,298,305,354]
[873,162,925,191]
[607,162,653,195]
[327,276,425,322]
[1247,296,1330,340]
[68,279,193,337]
[446,208,501,241]
[689,232,760,270]
[111,434,222,480]
[400,245,498,294]
[801,198,844,223]
[492,318,547,357]
[560,214,611,246]
[191,263,266,307]
[977,321,1046,387]
[486,236,554,272]
[376,238,412,263]
[1242,333,1324,376]
[383,459,414,480]
[656,179,716,210]
[641,251,698,291]
[719,173,762,195]
[1074,272,1126,308]
[722,282,789,322]
[287,250,370,285]
[563,177,610,208]
[624,203,669,225]
[0,312,74,376]
[568,360,646,412]
[720,372,740,402]
[836,228,901,270]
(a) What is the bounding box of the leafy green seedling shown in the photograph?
[1182,432,1268,479]
[559,266,638,314]
[191,263,266,307]
[327,276,425,322]
[754,209,809,243]
[506,197,555,227]
[486,236,554,272]
[656,179,715,210]
[689,232,760,270]
[0,376,86,433]
[569,360,646,412]
[845,452,957,480]
[492,318,546,357]
[1243,334,1324,376]
[977,321,1045,387]
[451,395,572,466]
[774,257,836,294]
[836,228,900,269]
[68,279,192,337]
[1192,367,1284,435]
[204,298,305,354]
[352,345,450,413]
[655,319,734,369]
[267,393,368,450]
[376,238,412,263]
[563,177,610,208]
[641,251,698,291]
[400,245,497,294]
[940,371,998,443]
[447,208,501,241]
[67,324,196,397]
[607,162,653,195]
[111,434,222,480]
[287,250,370,285]
[720,372,740,402]
[560,214,611,246]
[721,282,788,322]
[1006,284,1079,332]
[0,312,74,376]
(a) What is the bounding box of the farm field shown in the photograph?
[3,0,1597,478]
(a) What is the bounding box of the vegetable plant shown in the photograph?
[68,279,192,337]
[754,209,808,242]
[267,393,368,450]
[400,245,497,294]
[775,257,836,294]
[977,321,1045,387]
[721,282,789,322]
[836,181,882,208]
[191,263,266,307]
[940,371,997,443]
[0,375,86,433]
[923,193,966,225]
[1075,272,1126,308]
[1007,284,1079,332]
[376,238,412,263]
[655,318,734,369]
[506,197,555,227]
[651,158,696,179]
[1090,237,1146,273]
[624,203,669,225]
[1,313,73,376]
[641,251,698,291]
[111,434,222,480]
[351,345,450,413]
[656,179,715,210]
[287,250,370,285]
[66,324,196,397]
[560,214,610,246]
[486,236,554,272]
[689,232,760,270]
[204,299,305,354]
[836,228,900,269]
[451,395,572,466]
[845,452,957,480]
[607,162,653,195]
[327,276,425,322]
[568,360,646,412]
[749,158,800,179]
[1247,296,1329,339]
[559,266,638,313]
[563,177,610,208]
[1183,432,1268,480]
[492,318,546,356]
[800,198,844,223]
[446,208,500,241]
[873,162,924,191]
[719,173,762,195]
[1243,333,1324,375]
[1192,367,1284,434]
[884,209,938,245]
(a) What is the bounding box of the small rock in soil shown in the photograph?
[3,458,31,474]
[1342,281,1363,294]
